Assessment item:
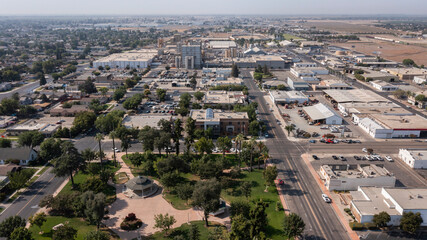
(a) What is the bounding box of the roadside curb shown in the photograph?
[301,154,359,240]
[274,180,290,215]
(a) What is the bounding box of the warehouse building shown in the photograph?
[399,148,427,169]
[320,164,396,191]
[324,89,389,104]
[269,90,309,104]
[93,49,157,69]
[287,77,310,91]
[370,80,399,92]
[350,187,427,226]
[303,103,342,125]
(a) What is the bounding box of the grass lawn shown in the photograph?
[283,33,305,41]
[59,161,120,204]
[114,172,129,184]
[144,221,225,240]
[221,169,285,239]
[29,216,100,240]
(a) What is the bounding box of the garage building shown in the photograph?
[303,103,343,125]
[269,90,309,104]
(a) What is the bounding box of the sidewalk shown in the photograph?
[300,153,359,240]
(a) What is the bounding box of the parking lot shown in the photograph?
[138,101,178,115]
[35,114,74,129]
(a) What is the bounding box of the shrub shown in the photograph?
[80,177,106,193]
[276,201,284,211]
[120,213,143,231]
[349,222,364,230]
[364,222,378,230]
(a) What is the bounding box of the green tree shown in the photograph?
[52,225,77,240]
[230,214,251,240]
[0,98,19,115]
[10,227,33,240]
[84,231,109,240]
[216,137,232,156]
[0,138,11,148]
[172,119,183,155]
[194,137,214,155]
[249,199,268,238]
[39,73,47,86]
[241,181,252,199]
[18,131,44,149]
[233,133,245,167]
[39,138,63,161]
[189,224,200,240]
[400,211,423,234]
[72,111,97,135]
[156,88,167,102]
[95,133,104,166]
[99,87,108,97]
[79,79,97,94]
[52,141,85,188]
[81,191,106,229]
[191,179,221,226]
[95,110,125,134]
[403,58,416,66]
[185,117,196,153]
[415,94,425,102]
[8,170,34,190]
[194,91,205,102]
[283,213,305,240]
[230,200,251,220]
[0,216,26,239]
[373,211,391,228]
[285,125,295,136]
[113,87,126,101]
[154,213,176,235]
[29,212,47,233]
[263,165,278,190]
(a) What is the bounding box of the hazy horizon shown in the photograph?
[1,0,427,16]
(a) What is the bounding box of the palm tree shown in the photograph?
[285,125,295,136]
[95,133,104,168]
[247,137,256,172]
[256,141,266,169]
[260,150,270,168]
[121,136,131,157]
[233,133,245,167]
[110,130,117,167]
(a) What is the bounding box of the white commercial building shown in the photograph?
[303,103,343,125]
[320,164,396,191]
[370,80,399,92]
[93,49,157,69]
[350,187,427,226]
[399,149,427,169]
[293,62,317,68]
[269,90,309,104]
[413,76,427,85]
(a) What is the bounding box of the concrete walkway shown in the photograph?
[104,153,230,240]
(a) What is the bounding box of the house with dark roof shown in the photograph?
[0,148,38,165]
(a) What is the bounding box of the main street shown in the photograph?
[0,167,66,222]
[242,70,350,240]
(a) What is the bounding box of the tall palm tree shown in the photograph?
[260,149,270,168]
[95,133,104,168]
[110,130,117,167]
[247,137,256,172]
[121,135,131,157]
[234,133,245,167]
[256,141,266,169]
[285,125,295,136]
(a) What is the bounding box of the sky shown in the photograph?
[0,0,426,16]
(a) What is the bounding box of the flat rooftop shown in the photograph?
[371,113,427,130]
[351,187,401,216]
[270,90,308,100]
[253,55,285,61]
[322,164,392,179]
[340,102,411,115]
[324,89,389,103]
[94,49,157,63]
[204,91,246,104]
[190,109,248,122]
[385,68,427,76]
[404,149,427,161]
[303,103,339,120]
[209,41,237,49]
[385,188,427,210]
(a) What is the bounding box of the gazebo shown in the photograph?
[125,176,157,198]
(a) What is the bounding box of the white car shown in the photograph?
[362,148,367,153]
[385,156,394,162]
[112,147,120,153]
[322,194,331,203]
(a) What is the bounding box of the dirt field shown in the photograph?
[337,37,427,66]
[300,20,397,34]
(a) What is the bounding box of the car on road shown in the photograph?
[322,194,331,203]
[332,155,338,160]
[339,156,346,161]
[362,148,367,153]
[309,140,316,143]
[354,155,360,160]
[278,179,284,185]
[365,155,372,161]
[265,133,269,138]
[385,156,394,162]
[112,147,120,153]
[312,155,319,160]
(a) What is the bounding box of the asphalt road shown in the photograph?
[0,167,66,222]
[242,70,350,240]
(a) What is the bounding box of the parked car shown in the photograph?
[312,155,319,160]
[278,179,284,185]
[332,155,338,160]
[322,194,331,203]
[340,156,346,161]
[385,156,394,162]
[354,155,360,160]
[309,140,316,143]
[362,148,367,153]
